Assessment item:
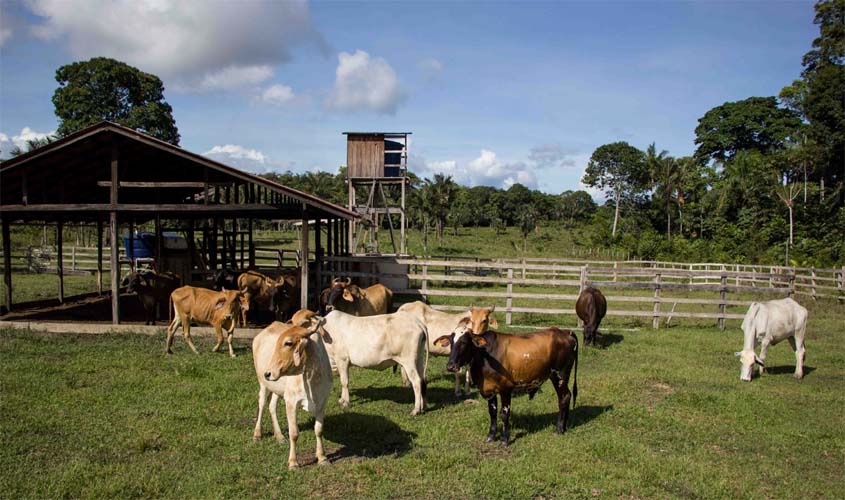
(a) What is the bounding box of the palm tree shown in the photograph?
[648,144,682,240]
[772,173,801,249]
[423,174,456,245]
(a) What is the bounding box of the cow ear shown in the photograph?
[471,336,487,347]
[293,337,309,367]
[433,335,452,347]
[457,317,470,327]
[487,306,496,313]
[214,298,226,310]
[488,316,499,329]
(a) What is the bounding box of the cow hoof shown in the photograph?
[338,399,349,410]
[253,435,261,442]
[274,434,286,444]
[794,373,804,380]
[317,458,330,466]
[230,354,237,359]
[485,434,496,443]
[288,462,300,470]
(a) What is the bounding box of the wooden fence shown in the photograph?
[322,256,844,329]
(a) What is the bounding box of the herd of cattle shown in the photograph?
[121,268,811,469]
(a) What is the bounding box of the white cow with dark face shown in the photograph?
[736,298,808,382]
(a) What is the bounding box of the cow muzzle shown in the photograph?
[446,362,460,373]
[264,370,281,382]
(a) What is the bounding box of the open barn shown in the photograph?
[0,121,356,325]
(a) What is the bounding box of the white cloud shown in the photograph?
[528,144,579,169]
[417,57,443,80]
[0,25,11,48]
[326,50,405,114]
[26,0,327,90]
[414,149,538,189]
[259,84,296,106]
[203,144,269,173]
[0,127,57,157]
[194,65,273,92]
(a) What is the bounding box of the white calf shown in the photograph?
[252,316,332,469]
[321,309,429,415]
[736,297,808,382]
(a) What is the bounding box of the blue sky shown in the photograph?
[0,0,817,195]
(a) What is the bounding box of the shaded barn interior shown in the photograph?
[0,121,356,324]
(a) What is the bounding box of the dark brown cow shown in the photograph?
[575,287,607,346]
[435,328,578,444]
[237,270,296,325]
[122,270,181,325]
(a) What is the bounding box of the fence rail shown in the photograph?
[322,256,844,329]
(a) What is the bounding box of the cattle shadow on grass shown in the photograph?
[765,365,815,377]
[594,332,624,348]
[352,385,458,411]
[511,404,613,440]
[323,412,416,461]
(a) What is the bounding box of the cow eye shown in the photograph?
[284,340,294,347]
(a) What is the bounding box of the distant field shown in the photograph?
[1,310,843,498]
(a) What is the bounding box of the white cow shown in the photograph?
[321,309,429,415]
[397,301,490,396]
[252,313,332,469]
[736,297,808,382]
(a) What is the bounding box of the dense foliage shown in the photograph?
[262,1,843,266]
[53,57,180,144]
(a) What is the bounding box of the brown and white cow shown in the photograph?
[435,327,579,444]
[167,286,247,357]
[325,280,393,317]
[252,312,331,469]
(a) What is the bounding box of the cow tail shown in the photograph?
[572,332,579,410]
[418,319,429,399]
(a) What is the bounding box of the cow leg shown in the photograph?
[500,390,512,445]
[485,396,498,443]
[181,316,200,354]
[166,314,180,355]
[226,321,236,358]
[551,372,572,434]
[465,369,472,394]
[212,324,223,353]
[758,337,771,376]
[285,398,300,469]
[253,385,267,441]
[453,372,462,398]
[268,393,285,443]
[314,405,328,466]
[790,334,806,380]
[400,366,410,387]
[336,358,351,409]
[402,363,424,416]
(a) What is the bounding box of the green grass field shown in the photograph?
[1,306,843,499]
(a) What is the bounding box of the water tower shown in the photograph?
[343,132,410,255]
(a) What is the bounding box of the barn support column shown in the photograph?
[2,217,12,313]
[248,218,255,269]
[187,219,195,285]
[127,220,135,272]
[110,211,120,324]
[300,211,309,310]
[56,219,64,304]
[96,219,103,295]
[315,217,323,292]
[210,218,219,270]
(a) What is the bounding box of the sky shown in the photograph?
[0,0,818,196]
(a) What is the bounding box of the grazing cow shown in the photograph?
[238,271,287,326]
[398,302,498,396]
[252,313,331,469]
[325,280,393,316]
[575,287,607,346]
[736,297,808,382]
[435,327,579,444]
[212,268,242,291]
[122,270,181,325]
[167,286,247,357]
[321,310,428,415]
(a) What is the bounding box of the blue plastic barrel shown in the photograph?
[124,232,155,259]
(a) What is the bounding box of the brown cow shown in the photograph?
[325,281,393,316]
[238,270,291,326]
[435,327,579,444]
[575,287,607,346]
[122,270,181,325]
[167,286,248,358]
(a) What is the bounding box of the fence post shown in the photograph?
[811,267,817,301]
[71,246,77,271]
[521,258,526,280]
[652,272,661,330]
[613,261,618,282]
[577,265,587,328]
[277,249,284,270]
[735,264,739,286]
[788,273,795,298]
[506,267,513,326]
[421,263,428,302]
[718,273,727,331]
[839,266,844,303]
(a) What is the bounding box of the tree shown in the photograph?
[518,206,537,253]
[557,191,596,226]
[53,57,180,144]
[9,135,57,157]
[421,174,457,245]
[647,144,683,240]
[582,142,647,238]
[772,174,801,263]
[693,97,802,164]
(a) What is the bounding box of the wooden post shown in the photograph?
[839,266,844,303]
[506,267,514,326]
[400,177,406,255]
[735,264,740,286]
[421,263,428,302]
[96,219,103,294]
[300,212,310,310]
[187,219,195,284]
[2,218,11,312]
[613,261,618,282]
[652,272,661,330]
[154,214,163,272]
[718,273,727,331]
[811,267,817,301]
[56,220,64,304]
[71,245,77,271]
[788,273,795,298]
[127,220,135,272]
[210,218,218,270]
[248,218,255,269]
[110,211,120,324]
[315,218,323,291]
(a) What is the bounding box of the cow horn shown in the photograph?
[345,277,352,285]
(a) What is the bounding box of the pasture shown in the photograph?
[2,300,843,499]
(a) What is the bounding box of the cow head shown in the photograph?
[342,284,364,303]
[122,272,142,293]
[325,277,352,312]
[464,306,498,335]
[435,331,488,373]
[217,290,247,323]
[264,316,326,380]
[735,349,765,382]
[288,309,320,328]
